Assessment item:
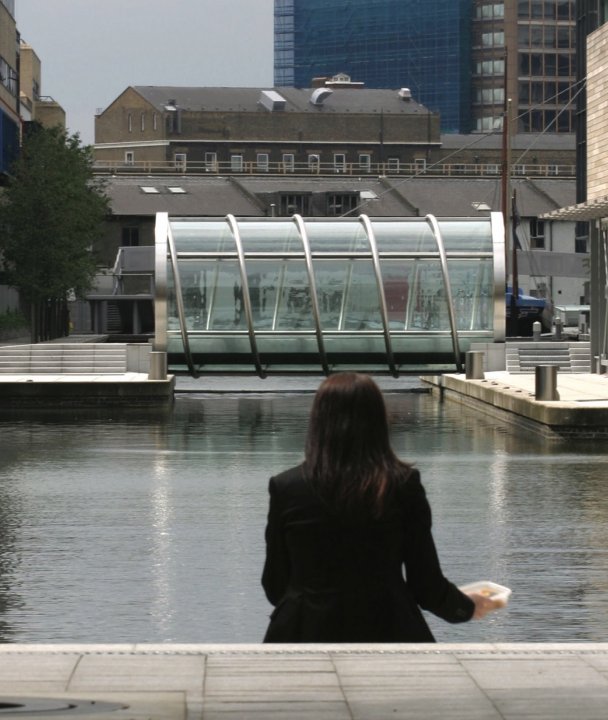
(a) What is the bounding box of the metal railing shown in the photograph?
[93,159,576,178]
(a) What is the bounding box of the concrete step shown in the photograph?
[0,343,129,374]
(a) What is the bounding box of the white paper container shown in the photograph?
[459,581,512,604]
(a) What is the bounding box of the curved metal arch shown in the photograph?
[166,218,199,377]
[425,214,463,372]
[359,215,398,377]
[154,212,169,351]
[293,215,330,375]
[226,214,266,378]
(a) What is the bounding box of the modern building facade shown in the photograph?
[275,0,472,133]
[0,0,19,180]
[275,0,577,135]
[472,0,576,134]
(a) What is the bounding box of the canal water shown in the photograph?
[0,387,607,644]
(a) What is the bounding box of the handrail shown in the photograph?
[425,214,463,372]
[226,214,266,378]
[92,159,576,179]
[293,214,330,375]
[166,220,198,376]
[359,215,398,377]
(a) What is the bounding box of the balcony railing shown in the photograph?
[92,159,576,178]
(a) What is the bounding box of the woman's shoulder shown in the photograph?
[395,466,425,498]
[269,463,307,489]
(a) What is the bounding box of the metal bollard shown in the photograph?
[465,350,485,380]
[532,321,541,341]
[554,317,563,340]
[148,351,168,380]
[535,365,559,401]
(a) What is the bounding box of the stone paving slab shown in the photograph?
[2,644,608,719]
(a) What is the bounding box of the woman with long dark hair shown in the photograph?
[262,372,498,643]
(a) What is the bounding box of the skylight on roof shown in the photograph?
[140,186,160,194]
[167,186,187,194]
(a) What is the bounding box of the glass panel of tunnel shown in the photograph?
[156,214,505,375]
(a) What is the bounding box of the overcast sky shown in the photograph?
[17,0,275,145]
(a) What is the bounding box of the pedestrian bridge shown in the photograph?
[154,213,505,376]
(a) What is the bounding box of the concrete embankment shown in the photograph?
[422,371,608,438]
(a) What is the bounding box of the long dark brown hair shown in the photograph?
[304,372,410,519]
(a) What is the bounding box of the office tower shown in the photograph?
[275,0,577,135]
[274,0,472,133]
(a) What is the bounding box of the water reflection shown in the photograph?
[0,393,606,643]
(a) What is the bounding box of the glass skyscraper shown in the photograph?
[275,0,578,136]
[274,0,473,133]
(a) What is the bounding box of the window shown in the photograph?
[153,113,158,131]
[124,151,134,166]
[482,31,504,46]
[279,193,311,216]
[334,153,346,173]
[326,193,359,216]
[387,158,400,173]
[127,113,133,133]
[308,154,320,171]
[575,222,589,254]
[257,153,269,172]
[174,153,187,170]
[414,158,427,173]
[141,113,145,132]
[282,153,295,172]
[231,154,244,172]
[359,154,371,172]
[530,218,545,249]
[121,227,140,247]
[205,152,218,171]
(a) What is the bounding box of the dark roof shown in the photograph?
[103,174,575,219]
[130,85,430,116]
[440,133,576,151]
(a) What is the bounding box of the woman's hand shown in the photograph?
[465,591,507,619]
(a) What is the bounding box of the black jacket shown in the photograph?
[262,464,474,642]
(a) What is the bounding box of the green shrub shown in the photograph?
[0,308,29,332]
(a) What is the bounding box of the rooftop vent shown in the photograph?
[310,87,333,106]
[398,88,412,101]
[259,90,287,112]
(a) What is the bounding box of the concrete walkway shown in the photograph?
[1,644,608,719]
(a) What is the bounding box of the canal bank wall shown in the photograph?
[422,372,608,438]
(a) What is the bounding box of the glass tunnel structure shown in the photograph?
[154,213,505,376]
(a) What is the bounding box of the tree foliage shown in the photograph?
[0,124,108,341]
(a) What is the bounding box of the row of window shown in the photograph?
[474,58,505,76]
[122,151,427,173]
[476,106,574,133]
[480,31,505,47]
[517,0,574,21]
[474,87,505,105]
[518,80,572,104]
[127,112,159,133]
[518,24,573,49]
[518,51,575,77]
[476,3,505,19]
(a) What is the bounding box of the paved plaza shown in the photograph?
[1,644,608,719]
